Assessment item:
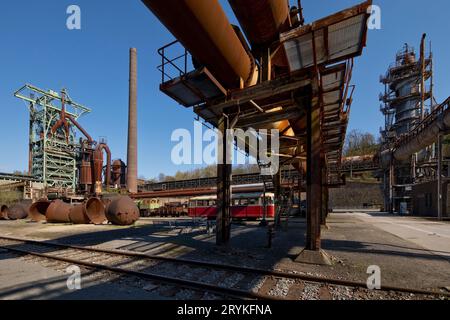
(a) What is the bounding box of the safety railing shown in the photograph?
[157,40,189,84]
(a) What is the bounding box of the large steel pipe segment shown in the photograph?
[46,200,72,223]
[8,202,31,220]
[228,0,291,48]
[29,200,51,222]
[106,196,140,226]
[394,110,450,161]
[1,205,9,220]
[142,0,256,89]
[69,203,90,224]
[85,197,107,224]
[70,198,107,225]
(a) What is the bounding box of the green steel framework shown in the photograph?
[14,84,91,192]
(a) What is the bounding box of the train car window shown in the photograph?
[233,199,240,206]
[240,199,249,206]
[208,200,215,207]
[249,198,258,205]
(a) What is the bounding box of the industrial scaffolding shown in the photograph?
[14,84,91,193]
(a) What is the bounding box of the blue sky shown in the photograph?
[0,0,449,179]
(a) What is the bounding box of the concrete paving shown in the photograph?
[0,213,449,299]
[348,212,450,261]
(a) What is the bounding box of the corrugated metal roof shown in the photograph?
[282,13,367,72]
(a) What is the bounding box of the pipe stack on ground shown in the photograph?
[69,197,107,225]
[105,196,140,226]
[2,197,138,226]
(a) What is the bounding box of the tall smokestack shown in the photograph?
[127,48,138,194]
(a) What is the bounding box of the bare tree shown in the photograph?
[344,130,379,157]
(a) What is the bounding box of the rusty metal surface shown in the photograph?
[86,197,106,225]
[127,48,138,194]
[92,143,112,190]
[228,0,291,48]
[142,0,256,89]
[69,198,106,225]
[80,160,93,186]
[102,197,113,213]
[105,196,140,226]
[29,200,51,222]
[112,160,124,186]
[46,200,72,223]
[1,205,9,220]
[7,202,31,220]
[69,203,90,224]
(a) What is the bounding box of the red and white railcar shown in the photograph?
[188,192,275,220]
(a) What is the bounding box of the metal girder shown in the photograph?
[194,76,311,117]
[236,107,304,128]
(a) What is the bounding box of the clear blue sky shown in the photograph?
[0,0,449,179]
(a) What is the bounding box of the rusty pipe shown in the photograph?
[112,160,123,186]
[50,91,93,144]
[102,198,113,214]
[142,0,257,89]
[70,198,106,225]
[67,115,93,143]
[51,90,70,142]
[29,200,51,222]
[228,0,291,48]
[1,205,9,220]
[46,200,72,223]
[95,143,112,188]
[69,203,90,224]
[8,202,31,220]
[105,196,140,226]
[393,105,450,162]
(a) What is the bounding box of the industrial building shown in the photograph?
[379,35,450,219]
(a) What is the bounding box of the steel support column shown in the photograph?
[274,170,282,227]
[322,186,329,226]
[437,134,443,220]
[216,116,232,245]
[306,95,322,251]
[389,163,394,214]
[298,172,303,216]
[320,155,328,226]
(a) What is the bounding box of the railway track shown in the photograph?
[0,235,448,300]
